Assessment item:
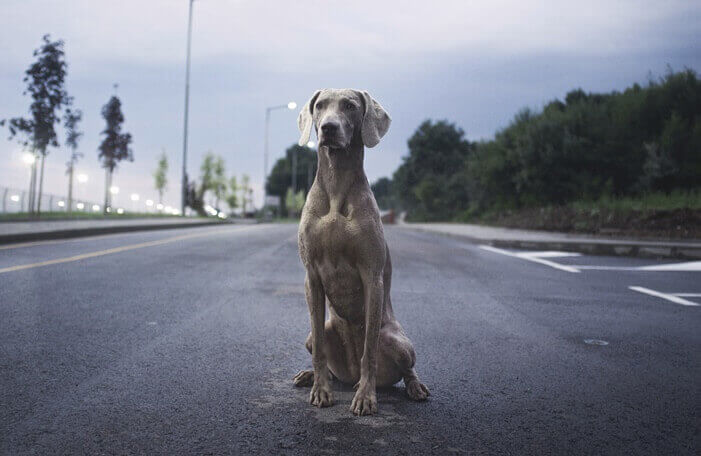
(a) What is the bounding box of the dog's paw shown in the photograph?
[309,381,333,407]
[406,379,430,401]
[350,386,377,416]
[293,370,314,387]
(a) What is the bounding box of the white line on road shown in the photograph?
[478,245,581,273]
[673,293,701,297]
[628,286,700,307]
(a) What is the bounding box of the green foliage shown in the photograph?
[64,108,83,169]
[390,120,472,220]
[266,144,317,215]
[381,69,701,221]
[371,177,394,210]
[285,187,306,217]
[3,35,72,156]
[98,95,133,172]
[153,150,168,204]
[226,175,238,211]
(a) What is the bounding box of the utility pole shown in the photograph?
[181,0,195,216]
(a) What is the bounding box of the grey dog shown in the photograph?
[293,88,430,416]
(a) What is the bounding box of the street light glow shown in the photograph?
[110,186,120,195]
[92,204,100,211]
[117,208,124,214]
[130,193,140,201]
[57,201,65,207]
[10,195,20,202]
[307,140,315,148]
[77,173,88,183]
[22,153,36,165]
[156,203,164,210]
[76,202,85,209]
[146,199,154,206]
[287,101,297,110]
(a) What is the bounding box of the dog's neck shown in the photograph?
[315,139,367,212]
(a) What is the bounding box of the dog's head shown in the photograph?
[298,89,391,150]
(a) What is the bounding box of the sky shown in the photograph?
[1,0,699,211]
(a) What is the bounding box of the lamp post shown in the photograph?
[263,101,297,208]
[181,0,196,216]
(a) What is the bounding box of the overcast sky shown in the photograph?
[1,0,699,209]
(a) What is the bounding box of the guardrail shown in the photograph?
[0,185,105,214]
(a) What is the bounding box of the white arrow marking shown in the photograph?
[629,286,700,306]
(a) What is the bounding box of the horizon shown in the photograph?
[1,0,699,210]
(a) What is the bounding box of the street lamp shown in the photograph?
[181,0,197,217]
[77,173,88,183]
[22,153,36,165]
[263,101,297,207]
[110,186,120,195]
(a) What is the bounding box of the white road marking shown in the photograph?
[571,261,701,272]
[673,293,701,297]
[637,261,701,271]
[478,245,581,273]
[628,286,700,307]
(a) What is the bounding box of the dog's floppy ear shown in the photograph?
[358,90,391,148]
[298,90,322,146]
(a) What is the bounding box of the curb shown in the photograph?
[402,226,701,260]
[0,220,228,245]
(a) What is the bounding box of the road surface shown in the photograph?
[1,224,699,455]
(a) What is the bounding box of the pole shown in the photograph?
[263,108,271,207]
[67,164,73,213]
[181,0,194,216]
[37,154,45,215]
[291,147,297,192]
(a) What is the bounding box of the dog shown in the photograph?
[293,89,429,416]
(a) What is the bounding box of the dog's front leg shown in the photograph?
[306,271,333,407]
[350,273,383,416]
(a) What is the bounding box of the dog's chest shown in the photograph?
[301,211,363,262]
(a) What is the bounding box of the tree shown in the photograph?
[64,109,83,213]
[240,174,252,214]
[391,120,473,220]
[98,94,133,213]
[2,35,72,215]
[199,152,217,201]
[212,155,226,209]
[226,175,238,212]
[371,177,394,210]
[265,144,317,215]
[153,150,168,205]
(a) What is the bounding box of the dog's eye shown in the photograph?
[315,102,324,111]
[344,102,355,110]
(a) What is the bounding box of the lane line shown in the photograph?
[637,261,701,272]
[478,245,581,273]
[673,293,701,297]
[0,226,259,274]
[0,224,233,251]
[628,286,700,307]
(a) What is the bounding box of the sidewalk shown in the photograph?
[400,223,701,260]
[0,217,229,244]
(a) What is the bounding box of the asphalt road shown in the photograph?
[1,224,699,455]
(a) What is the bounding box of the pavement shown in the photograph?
[0,224,699,455]
[404,222,701,259]
[0,217,228,244]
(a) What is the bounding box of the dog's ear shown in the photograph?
[298,90,321,146]
[358,90,391,148]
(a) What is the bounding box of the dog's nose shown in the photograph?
[320,121,339,135]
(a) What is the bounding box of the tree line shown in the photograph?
[372,69,701,221]
[2,34,252,218]
[2,35,137,215]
